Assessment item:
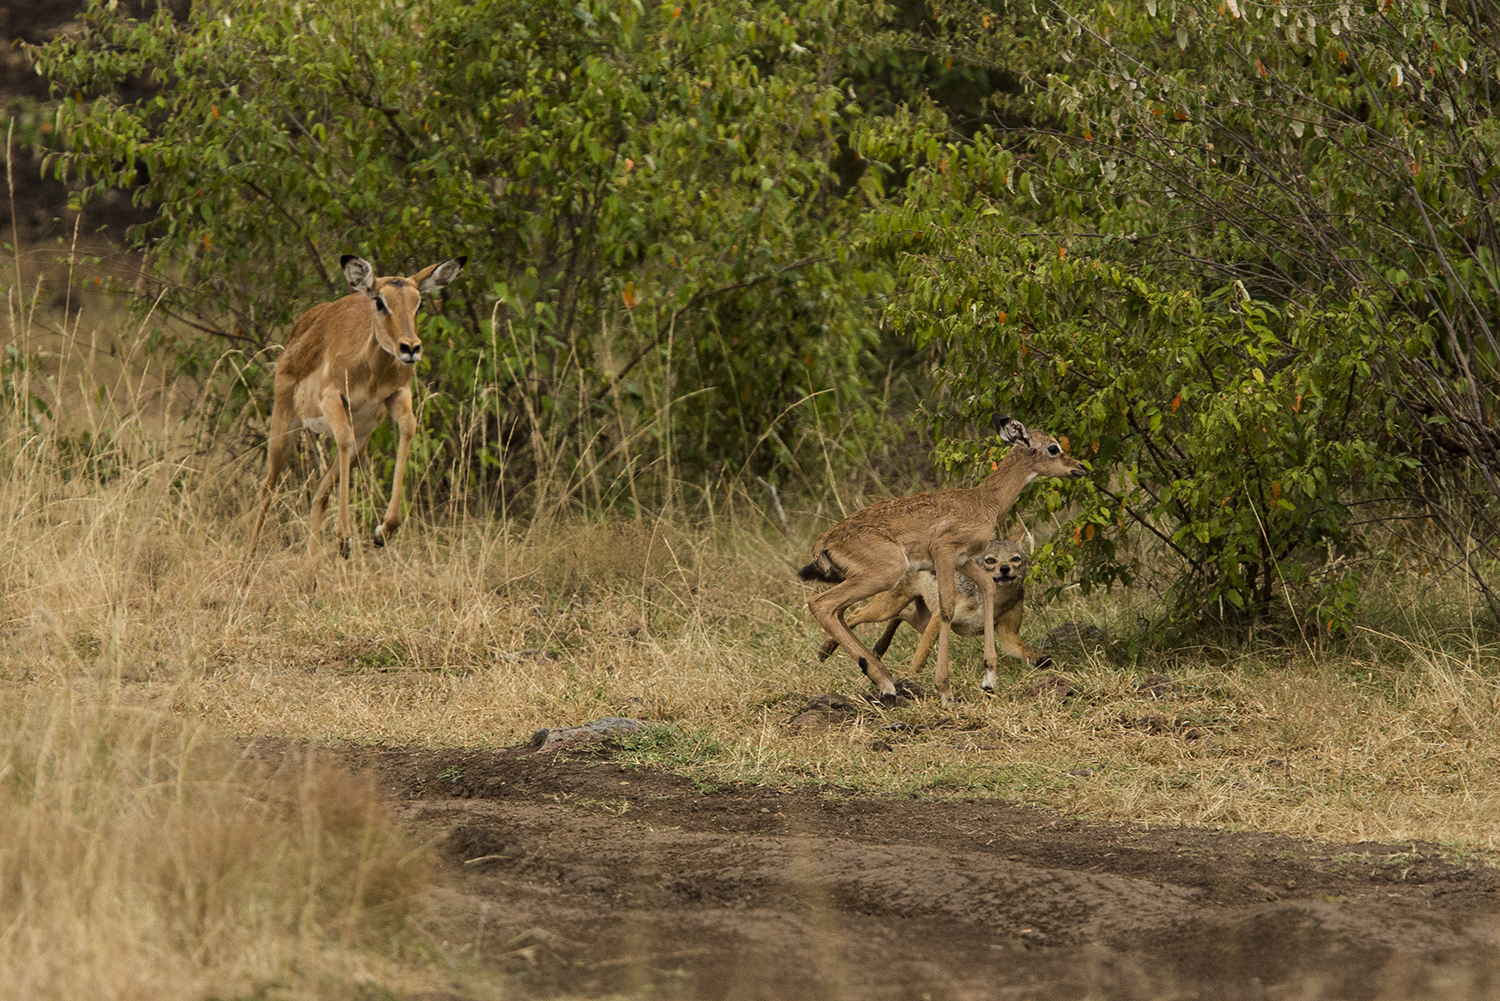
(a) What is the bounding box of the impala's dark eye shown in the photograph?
[375,296,389,314]
[1047,444,1061,455]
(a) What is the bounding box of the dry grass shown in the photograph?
[5,345,1500,852]
[6,262,1500,995]
[0,686,438,1001]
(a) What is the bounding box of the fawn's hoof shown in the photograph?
[338,538,351,560]
[373,524,386,548]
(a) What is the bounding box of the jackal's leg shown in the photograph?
[909,607,941,675]
[997,604,1047,668]
[958,561,999,691]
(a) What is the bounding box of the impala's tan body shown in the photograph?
[247,255,465,570]
[800,415,1085,705]
[816,540,1046,688]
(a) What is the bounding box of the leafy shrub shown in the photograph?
[31,0,899,507]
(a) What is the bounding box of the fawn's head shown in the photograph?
[342,255,467,366]
[992,413,1087,481]
[976,539,1030,585]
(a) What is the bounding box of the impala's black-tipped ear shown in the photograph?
[416,257,465,293]
[993,413,1032,447]
[342,256,375,294]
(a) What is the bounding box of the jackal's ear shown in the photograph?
[992,413,1032,448]
[414,257,466,293]
[341,256,375,294]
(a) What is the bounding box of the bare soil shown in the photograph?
[260,739,1500,1000]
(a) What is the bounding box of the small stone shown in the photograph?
[1131,714,1173,735]
[1183,727,1208,741]
[787,710,834,732]
[1069,767,1094,778]
[1040,621,1106,654]
[1137,673,1173,697]
[869,739,893,752]
[523,716,646,752]
[805,693,859,713]
[1026,673,1075,699]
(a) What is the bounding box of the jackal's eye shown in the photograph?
[375,296,389,314]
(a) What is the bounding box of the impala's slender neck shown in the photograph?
[975,447,1039,521]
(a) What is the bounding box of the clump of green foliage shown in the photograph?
[870,0,1500,629]
[31,0,899,506]
[24,0,1500,637]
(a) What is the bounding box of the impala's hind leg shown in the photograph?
[248,378,297,558]
[816,590,917,662]
[808,547,906,699]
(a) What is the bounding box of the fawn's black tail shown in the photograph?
[798,551,844,583]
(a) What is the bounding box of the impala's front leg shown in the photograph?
[313,388,358,562]
[375,387,417,548]
[959,561,999,692]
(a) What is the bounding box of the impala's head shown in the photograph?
[342,255,467,367]
[975,539,1030,586]
[992,413,1087,481]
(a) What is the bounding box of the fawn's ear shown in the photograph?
[992,413,1032,448]
[341,256,375,295]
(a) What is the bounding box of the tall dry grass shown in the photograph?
[0,688,432,1001]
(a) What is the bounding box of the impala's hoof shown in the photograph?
[1032,655,1056,670]
[338,538,351,560]
[981,684,997,696]
[892,679,922,699]
[373,525,386,548]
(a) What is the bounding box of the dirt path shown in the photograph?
[268,740,1500,1000]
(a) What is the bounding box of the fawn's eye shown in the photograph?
[375,296,389,314]
[1047,444,1061,455]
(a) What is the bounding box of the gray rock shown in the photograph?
[525,716,646,752]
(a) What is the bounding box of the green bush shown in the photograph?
[31,0,900,508]
[869,0,1499,627]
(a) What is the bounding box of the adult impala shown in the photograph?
[247,254,465,567]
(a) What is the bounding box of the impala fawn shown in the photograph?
[800,415,1085,704]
